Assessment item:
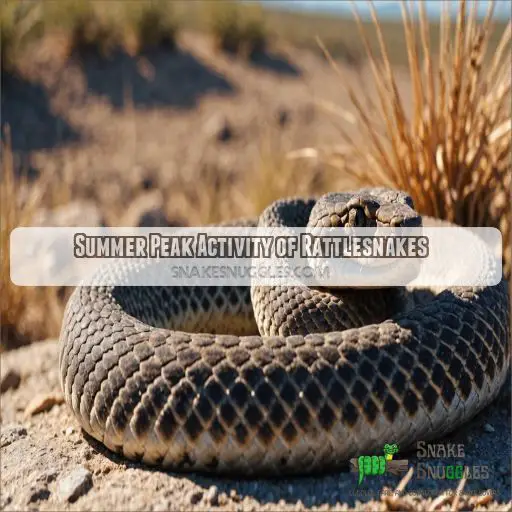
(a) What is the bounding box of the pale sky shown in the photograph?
[260,1,511,20]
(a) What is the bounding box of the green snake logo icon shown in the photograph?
[358,444,400,484]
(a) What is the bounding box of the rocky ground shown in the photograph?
[2,23,511,512]
[1,340,510,511]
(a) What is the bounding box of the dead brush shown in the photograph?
[0,137,65,350]
[127,0,179,53]
[44,0,123,59]
[299,0,511,278]
[204,2,268,58]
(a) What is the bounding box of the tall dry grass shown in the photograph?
[300,0,511,277]
[0,136,65,350]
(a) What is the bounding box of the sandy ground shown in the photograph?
[1,339,510,511]
[2,27,510,512]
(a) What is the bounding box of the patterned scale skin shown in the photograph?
[251,189,418,337]
[59,190,510,475]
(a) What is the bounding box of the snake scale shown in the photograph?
[59,189,510,475]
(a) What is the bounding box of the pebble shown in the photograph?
[24,392,64,417]
[0,369,21,392]
[205,485,219,506]
[0,423,27,447]
[56,467,92,502]
[65,426,75,436]
[483,423,495,433]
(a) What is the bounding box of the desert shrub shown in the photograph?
[241,4,267,57]
[205,1,267,57]
[44,0,123,58]
[0,137,65,349]
[302,1,511,278]
[127,0,178,53]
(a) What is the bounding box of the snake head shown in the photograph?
[309,190,422,228]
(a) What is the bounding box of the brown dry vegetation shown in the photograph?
[0,136,65,349]
[1,0,510,349]
[295,1,511,277]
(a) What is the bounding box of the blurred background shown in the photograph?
[1,0,510,349]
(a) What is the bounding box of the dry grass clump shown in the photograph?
[43,0,124,58]
[126,0,179,53]
[205,2,267,57]
[0,137,65,350]
[0,0,44,73]
[306,0,511,277]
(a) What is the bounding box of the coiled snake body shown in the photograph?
[59,189,510,475]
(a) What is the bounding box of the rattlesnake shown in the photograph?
[59,189,510,475]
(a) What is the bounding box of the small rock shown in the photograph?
[0,423,27,447]
[205,485,219,506]
[0,368,21,392]
[65,426,75,436]
[56,467,92,503]
[24,392,64,417]
[483,423,495,433]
